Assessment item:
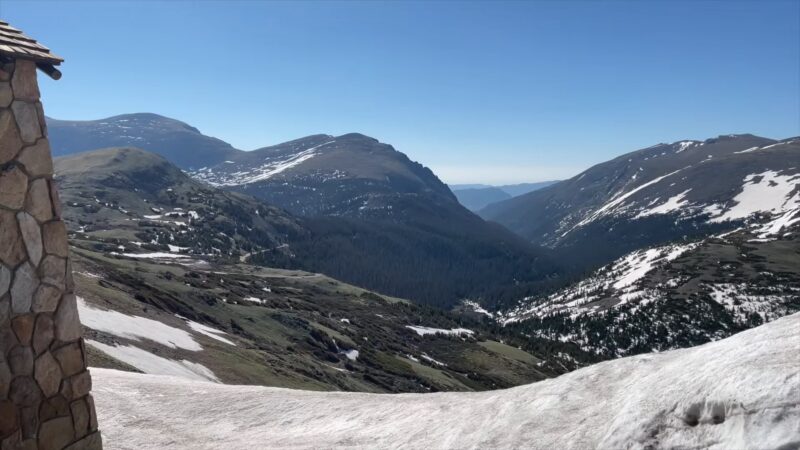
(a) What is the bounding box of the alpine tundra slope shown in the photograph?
[481,134,800,269]
[92,312,800,450]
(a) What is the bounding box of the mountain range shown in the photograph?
[54,140,562,309]
[46,112,800,395]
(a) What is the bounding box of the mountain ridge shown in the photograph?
[480,134,800,269]
[47,113,243,169]
[55,146,566,309]
[190,131,458,216]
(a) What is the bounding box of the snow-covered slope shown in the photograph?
[481,134,800,269]
[502,218,800,326]
[499,219,800,357]
[187,132,458,218]
[92,312,800,450]
[190,135,336,187]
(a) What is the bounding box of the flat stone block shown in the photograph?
[0,109,22,165]
[16,212,42,267]
[16,139,53,178]
[25,178,54,223]
[0,165,28,210]
[0,211,26,267]
[10,101,41,144]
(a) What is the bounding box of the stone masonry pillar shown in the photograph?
[0,59,102,449]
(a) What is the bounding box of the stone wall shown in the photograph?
[0,59,101,449]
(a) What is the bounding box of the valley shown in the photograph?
[53,123,565,309]
[47,114,799,397]
[53,146,590,392]
[71,243,582,392]
[449,181,558,212]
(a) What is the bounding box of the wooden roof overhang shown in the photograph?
[0,20,64,79]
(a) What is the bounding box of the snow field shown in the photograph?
[91,313,800,449]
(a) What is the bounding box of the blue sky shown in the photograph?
[2,1,798,184]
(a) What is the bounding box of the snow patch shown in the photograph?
[191,141,335,187]
[87,341,218,382]
[78,297,202,351]
[181,319,236,346]
[635,189,691,218]
[405,326,474,337]
[462,300,494,318]
[342,349,359,361]
[708,171,800,224]
[568,167,687,234]
[120,252,191,259]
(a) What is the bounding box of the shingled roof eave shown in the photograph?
[0,19,64,78]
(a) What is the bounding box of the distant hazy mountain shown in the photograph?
[47,113,242,169]
[451,187,511,211]
[449,183,491,190]
[450,181,559,211]
[498,182,560,197]
[481,134,800,268]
